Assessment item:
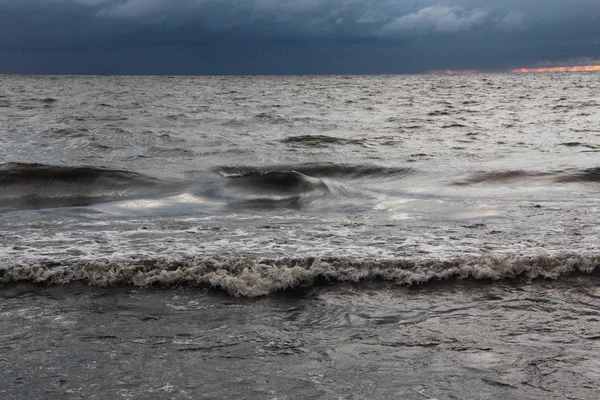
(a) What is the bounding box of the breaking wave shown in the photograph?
[0,163,166,211]
[225,171,328,196]
[216,162,413,180]
[1,254,597,297]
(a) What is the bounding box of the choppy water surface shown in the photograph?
[0,73,599,398]
[1,73,599,292]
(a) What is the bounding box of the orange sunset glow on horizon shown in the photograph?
[511,65,600,73]
[430,65,600,75]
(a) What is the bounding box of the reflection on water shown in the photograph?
[1,277,599,399]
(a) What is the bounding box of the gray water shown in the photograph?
[0,73,599,398]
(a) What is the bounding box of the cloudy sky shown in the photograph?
[1,0,599,75]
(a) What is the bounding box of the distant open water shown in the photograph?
[0,73,599,296]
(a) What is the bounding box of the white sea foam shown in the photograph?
[1,254,597,297]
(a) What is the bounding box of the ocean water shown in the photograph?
[0,73,599,398]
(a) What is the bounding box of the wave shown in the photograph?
[0,163,166,211]
[1,254,597,297]
[454,168,600,186]
[556,167,600,183]
[224,170,328,196]
[219,170,331,210]
[281,135,365,147]
[558,142,598,149]
[33,97,58,104]
[43,127,90,138]
[442,123,468,129]
[226,195,306,210]
[452,170,550,185]
[144,146,197,158]
[188,165,392,210]
[215,163,413,180]
[253,112,288,124]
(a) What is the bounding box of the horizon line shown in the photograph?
[2,65,600,77]
[431,65,600,75]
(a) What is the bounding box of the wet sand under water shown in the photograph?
[1,276,599,399]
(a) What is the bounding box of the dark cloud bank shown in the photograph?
[1,0,599,75]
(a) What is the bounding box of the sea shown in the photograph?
[0,73,599,399]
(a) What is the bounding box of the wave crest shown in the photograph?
[216,163,413,180]
[1,254,597,297]
[0,163,164,211]
[225,171,328,195]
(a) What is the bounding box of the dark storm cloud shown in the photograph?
[1,0,599,74]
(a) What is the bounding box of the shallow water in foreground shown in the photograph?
[1,277,599,399]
